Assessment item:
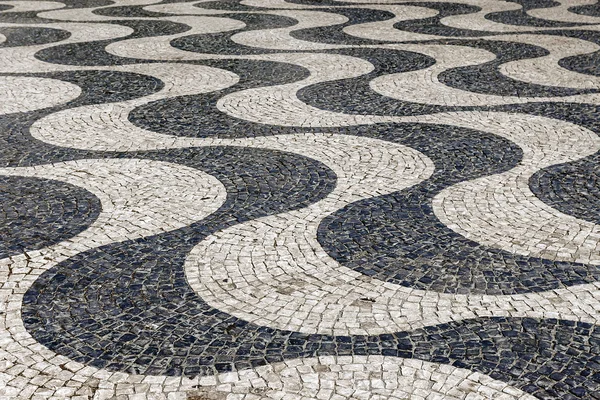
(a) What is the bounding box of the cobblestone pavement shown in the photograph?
[1,0,600,399]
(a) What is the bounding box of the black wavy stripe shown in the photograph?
[491,102,600,230]
[0,11,50,24]
[297,47,440,116]
[93,5,170,18]
[318,122,600,295]
[61,0,115,7]
[290,8,397,45]
[561,50,600,77]
[0,176,101,258]
[530,153,600,224]
[392,2,488,37]
[569,1,600,17]
[436,38,598,97]
[23,145,338,376]
[34,19,191,66]
[297,40,594,118]
[195,0,265,12]
[170,13,299,55]
[128,59,315,137]
[22,256,600,399]
[485,0,587,28]
[554,30,600,77]
[0,27,70,47]
[408,317,600,399]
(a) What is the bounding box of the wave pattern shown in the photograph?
[1,0,600,399]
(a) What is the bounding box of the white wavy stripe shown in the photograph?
[207,45,600,127]
[528,0,600,24]
[326,0,558,35]
[184,133,437,336]
[215,52,401,127]
[370,42,600,106]
[30,63,240,151]
[25,52,392,151]
[440,0,600,32]
[0,352,537,399]
[496,34,600,90]
[181,356,536,400]
[336,0,600,35]
[105,15,245,61]
[231,9,350,51]
[0,75,80,114]
[431,112,600,265]
[0,158,226,397]
[343,4,441,42]
[106,7,436,63]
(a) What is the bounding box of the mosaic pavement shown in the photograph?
[1,0,600,399]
